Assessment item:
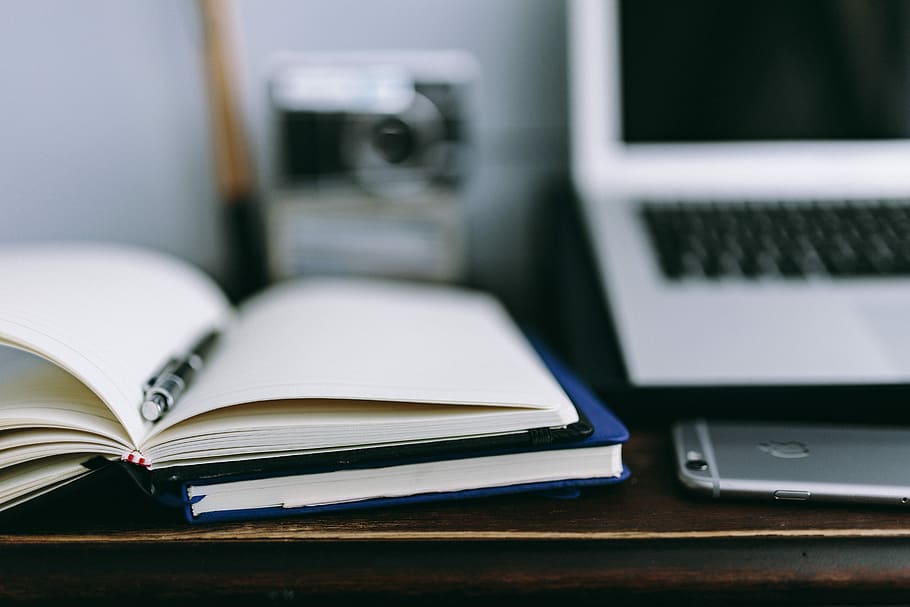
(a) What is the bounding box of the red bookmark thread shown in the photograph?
[121,451,151,468]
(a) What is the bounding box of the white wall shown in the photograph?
[0,1,220,268]
[0,0,567,303]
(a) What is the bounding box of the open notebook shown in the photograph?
[0,243,627,519]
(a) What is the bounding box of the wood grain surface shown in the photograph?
[3,425,910,604]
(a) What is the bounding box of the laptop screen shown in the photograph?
[620,0,910,143]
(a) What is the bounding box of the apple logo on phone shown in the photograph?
[758,441,810,459]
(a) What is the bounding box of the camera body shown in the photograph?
[266,52,475,281]
[271,53,471,200]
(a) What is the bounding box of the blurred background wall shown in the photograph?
[0,0,568,314]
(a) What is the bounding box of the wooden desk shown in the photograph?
[4,426,910,604]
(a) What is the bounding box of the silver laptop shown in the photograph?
[569,0,910,386]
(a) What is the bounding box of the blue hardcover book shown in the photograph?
[172,337,629,523]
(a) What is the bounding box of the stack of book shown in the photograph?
[0,243,628,523]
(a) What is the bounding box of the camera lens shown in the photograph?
[685,459,709,471]
[372,117,415,164]
[345,92,446,200]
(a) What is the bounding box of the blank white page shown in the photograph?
[0,352,131,447]
[147,280,577,440]
[0,243,231,445]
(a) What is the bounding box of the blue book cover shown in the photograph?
[177,337,629,523]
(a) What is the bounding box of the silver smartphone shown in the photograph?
[673,419,910,506]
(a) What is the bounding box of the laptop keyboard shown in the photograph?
[640,200,910,279]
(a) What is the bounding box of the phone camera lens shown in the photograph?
[686,459,709,471]
[685,450,708,471]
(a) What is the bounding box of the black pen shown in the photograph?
[140,330,220,422]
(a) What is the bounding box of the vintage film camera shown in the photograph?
[266,52,476,281]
